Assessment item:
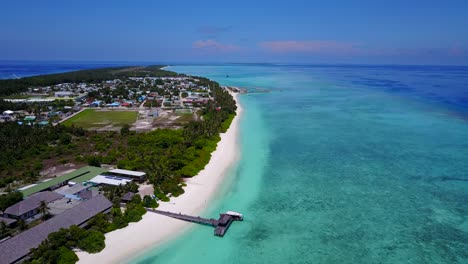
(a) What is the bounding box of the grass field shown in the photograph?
[62,109,138,129]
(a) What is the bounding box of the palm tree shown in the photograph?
[38,200,49,220]
[0,221,8,236]
[17,219,27,231]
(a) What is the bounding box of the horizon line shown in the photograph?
[0,59,467,68]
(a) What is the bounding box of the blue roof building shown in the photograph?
[91,100,102,106]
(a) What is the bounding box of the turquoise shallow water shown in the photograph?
[134,65,468,264]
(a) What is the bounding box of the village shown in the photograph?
[0,74,220,262]
[0,75,214,131]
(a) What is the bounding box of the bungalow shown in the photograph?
[1,111,14,121]
[0,216,17,228]
[108,102,120,107]
[3,191,63,220]
[121,102,132,107]
[47,111,61,118]
[121,192,136,203]
[107,169,147,183]
[90,100,102,107]
[1,115,12,121]
[23,116,36,122]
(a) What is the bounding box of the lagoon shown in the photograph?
[134,64,468,264]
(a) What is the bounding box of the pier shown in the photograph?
[223,86,248,94]
[147,209,243,237]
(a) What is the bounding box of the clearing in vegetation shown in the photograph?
[62,109,138,129]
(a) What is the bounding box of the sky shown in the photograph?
[1,0,467,65]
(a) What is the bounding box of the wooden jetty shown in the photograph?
[223,86,248,94]
[147,209,243,237]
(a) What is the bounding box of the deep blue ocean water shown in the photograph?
[0,61,153,79]
[1,63,467,263]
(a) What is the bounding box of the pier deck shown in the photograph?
[147,209,243,237]
[147,209,217,226]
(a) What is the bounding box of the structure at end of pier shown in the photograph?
[147,209,243,237]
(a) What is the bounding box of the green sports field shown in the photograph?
[62,109,138,129]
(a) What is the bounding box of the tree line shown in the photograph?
[0,123,85,188]
[0,65,176,97]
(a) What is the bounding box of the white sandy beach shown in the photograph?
[77,92,242,264]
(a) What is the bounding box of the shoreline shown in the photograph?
[76,91,243,264]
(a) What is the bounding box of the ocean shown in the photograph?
[1,63,468,263]
[135,65,468,264]
[0,61,152,79]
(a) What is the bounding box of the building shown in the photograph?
[1,115,12,121]
[47,111,61,118]
[121,192,136,203]
[0,216,17,228]
[23,116,36,122]
[88,175,132,186]
[20,166,107,197]
[108,169,147,183]
[54,183,90,199]
[3,191,63,220]
[0,195,112,264]
[108,102,120,107]
[90,100,102,107]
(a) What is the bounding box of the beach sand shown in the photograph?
[77,92,242,264]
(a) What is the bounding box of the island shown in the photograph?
[0,66,241,264]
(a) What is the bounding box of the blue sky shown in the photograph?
[1,0,467,65]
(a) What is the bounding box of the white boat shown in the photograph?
[225,211,243,220]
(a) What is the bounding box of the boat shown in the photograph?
[225,210,243,220]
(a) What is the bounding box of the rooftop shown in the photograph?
[108,169,146,177]
[0,195,112,264]
[79,189,99,200]
[48,198,83,216]
[0,216,17,226]
[121,192,136,202]
[54,183,89,196]
[20,166,107,197]
[89,175,132,186]
[4,191,63,217]
[23,116,36,121]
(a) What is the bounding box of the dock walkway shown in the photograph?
[147,209,217,226]
[147,209,243,237]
